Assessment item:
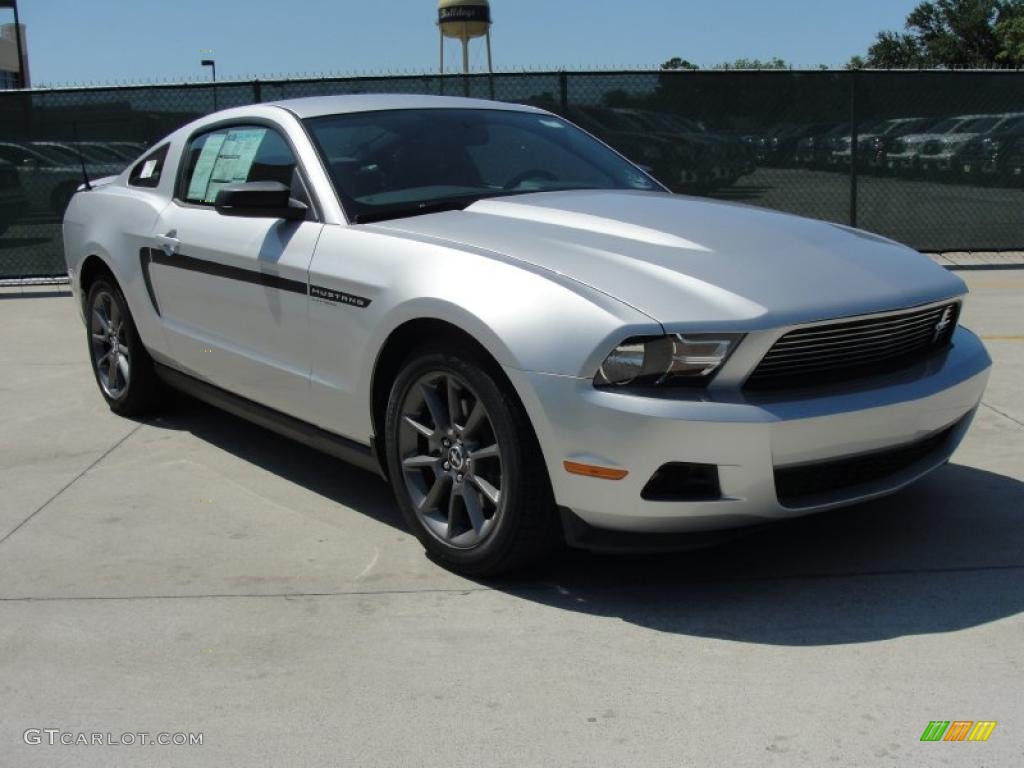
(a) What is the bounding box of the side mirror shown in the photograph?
[214,181,307,220]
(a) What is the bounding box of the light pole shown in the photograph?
[201,58,217,111]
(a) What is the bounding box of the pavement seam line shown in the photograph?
[981,400,1024,430]
[0,421,145,548]
[2,563,1023,602]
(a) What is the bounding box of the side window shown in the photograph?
[179,125,299,206]
[128,144,169,188]
[0,145,35,165]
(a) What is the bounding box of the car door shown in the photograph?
[147,123,322,420]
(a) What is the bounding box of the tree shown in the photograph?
[865,30,930,67]
[658,57,789,71]
[660,57,699,71]
[858,0,1024,68]
[713,57,789,70]
[995,10,1024,63]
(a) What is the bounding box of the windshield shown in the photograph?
[930,117,965,133]
[960,117,999,132]
[305,108,659,223]
[82,144,129,162]
[999,116,1024,132]
[34,144,85,164]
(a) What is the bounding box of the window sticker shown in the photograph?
[139,158,158,179]
[186,132,227,202]
[204,128,267,202]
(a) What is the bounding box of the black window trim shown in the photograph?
[128,143,170,189]
[172,116,322,222]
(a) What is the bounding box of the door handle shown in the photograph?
[155,232,180,255]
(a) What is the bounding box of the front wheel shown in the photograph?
[86,277,163,416]
[384,345,561,575]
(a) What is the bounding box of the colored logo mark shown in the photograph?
[920,721,997,742]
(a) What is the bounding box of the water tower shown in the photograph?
[438,0,493,75]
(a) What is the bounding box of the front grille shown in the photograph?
[921,139,942,156]
[745,301,959,391]
[774,421,958,507]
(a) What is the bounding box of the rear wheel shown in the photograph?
[86,277,163,416]
[384,345,561,575]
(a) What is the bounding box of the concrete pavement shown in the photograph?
[0,271,1022,767]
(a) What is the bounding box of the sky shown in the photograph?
[7,0,922,87]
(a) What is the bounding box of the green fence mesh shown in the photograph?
[1,70,1022,278]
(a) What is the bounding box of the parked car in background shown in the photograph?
[561,106,694,191]
[956,124,1024,185]
[830,118,927,169]
[0,158,28,236]
[756,123,834,168]
[63,95,990,575]
[827,120,882,168]
[861,117,941,173]
[1000,134,1024,185]
[33,141,125,168]
[795,122,849,168]
[72,141,139,164]
[919,113,1024,179]
[572,106,717,191]
[87,141,146,161]
[617,109,751,187]
[884,115,976,175]
[0,141,121,215]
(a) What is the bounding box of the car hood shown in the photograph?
[896,133,948,145]
[367,190,964,329]
[931,131,979,143]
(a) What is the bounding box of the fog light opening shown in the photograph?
[641,463,721,501]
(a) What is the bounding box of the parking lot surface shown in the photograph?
[1,270,1022,767]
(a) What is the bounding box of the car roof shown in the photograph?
[267,93,546,119]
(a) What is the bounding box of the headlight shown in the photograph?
[594,333,744,388]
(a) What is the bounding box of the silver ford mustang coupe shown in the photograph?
[63,94,991,574]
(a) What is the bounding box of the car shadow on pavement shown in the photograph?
[148,398,1024,646]
[149,398,402,532]
[498,463,1024,646]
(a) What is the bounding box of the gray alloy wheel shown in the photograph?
[398,370,504,549]
[85,276,163,417]
[89,288,131,400]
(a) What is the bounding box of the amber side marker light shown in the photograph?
[563,461,629,480]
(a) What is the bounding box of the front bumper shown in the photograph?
[919,153,958,173]
[506,326,990,536]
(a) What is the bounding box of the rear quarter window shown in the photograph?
[128,144,169,189]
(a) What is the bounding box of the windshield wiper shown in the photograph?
[352,196,482,224]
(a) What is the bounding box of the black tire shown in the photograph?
[384,343,562,576]
[85,276,164,417]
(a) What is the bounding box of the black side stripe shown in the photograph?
[148,247,307,295]
[139,248,161,316]
[140,247,372,309]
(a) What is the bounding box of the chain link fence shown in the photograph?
[2,70,1023,278]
